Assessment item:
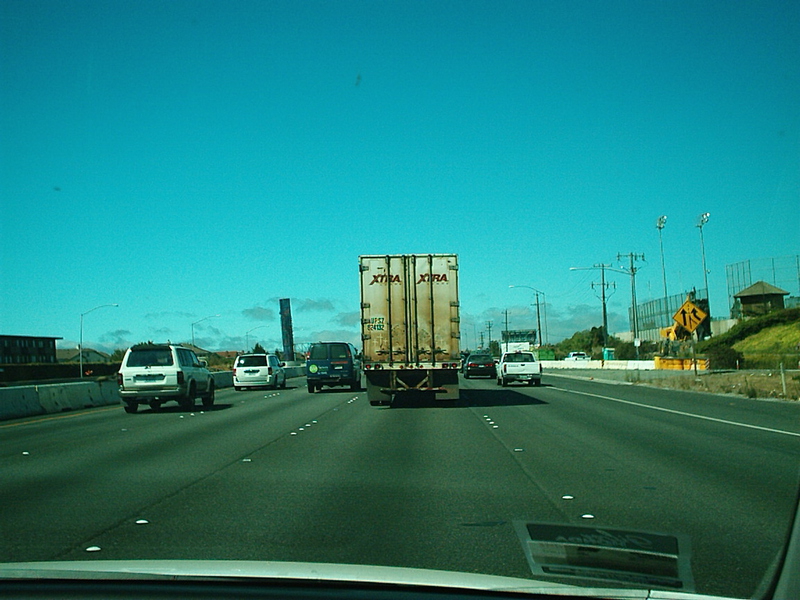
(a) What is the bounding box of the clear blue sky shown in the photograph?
[2,0,798,354]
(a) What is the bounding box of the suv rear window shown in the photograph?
[127,348,174,367]
[237,355,268,367]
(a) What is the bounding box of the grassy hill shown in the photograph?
[698,307,800,369]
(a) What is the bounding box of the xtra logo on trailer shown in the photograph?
[369,273,449,285]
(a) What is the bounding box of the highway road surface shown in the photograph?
[2,374,799,598]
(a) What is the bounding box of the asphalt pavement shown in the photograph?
[1,374,798,598]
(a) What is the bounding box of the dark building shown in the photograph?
[733,281,790,317]
[0,335,62,364]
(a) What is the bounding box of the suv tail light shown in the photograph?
[117,373,123,386]
[177,372,185,385]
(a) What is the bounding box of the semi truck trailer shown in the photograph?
[359,254,461,406]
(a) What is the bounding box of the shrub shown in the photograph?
[704,346,744,370]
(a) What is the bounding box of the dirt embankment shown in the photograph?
[640,369,800,401]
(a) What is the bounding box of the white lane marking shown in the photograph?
[555,387,800,438]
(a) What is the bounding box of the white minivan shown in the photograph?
[233,353,286,391]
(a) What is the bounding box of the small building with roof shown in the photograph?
[733,281,790,317]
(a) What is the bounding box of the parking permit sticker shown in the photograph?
[514,521,694,592]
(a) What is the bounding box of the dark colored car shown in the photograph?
[462,353,496,379]
[306,342,362,392]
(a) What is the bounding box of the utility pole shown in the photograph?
[569,265,618,349]
[503,310,509,353]
[590,264,615,348]
[617,253,645,357]
[486,321,493,350]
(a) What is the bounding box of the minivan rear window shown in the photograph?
[237,355,268,367]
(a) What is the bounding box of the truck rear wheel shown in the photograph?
[124,402,138,414]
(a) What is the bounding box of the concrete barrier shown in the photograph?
[0,368,309,422]
[211,371,233,388]
[0,380,122,422]
[0,386,44,420]
[542,360,656,370]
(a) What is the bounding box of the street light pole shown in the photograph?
[246,325,268,353]
[697,212,711,315]
[656,215,669,326]
[79,303,119,378]
[191,314,220,350]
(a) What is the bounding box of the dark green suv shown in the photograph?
[306,342,361,393]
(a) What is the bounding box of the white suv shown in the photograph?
[118,344,215,413]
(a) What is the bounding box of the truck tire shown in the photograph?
[149,401,162,411]
[307,382,316,393]
[124,402,138,414]
[534,378,542,387]
[501,377,508,387]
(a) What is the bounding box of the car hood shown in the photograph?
[0,560,732,599]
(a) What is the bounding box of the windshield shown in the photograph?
[2,2,799,599]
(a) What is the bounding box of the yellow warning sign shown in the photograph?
[672,299,707,333]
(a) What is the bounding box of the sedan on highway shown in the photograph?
[462,353,496,378]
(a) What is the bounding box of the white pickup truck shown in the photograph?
[496,350,542,387]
